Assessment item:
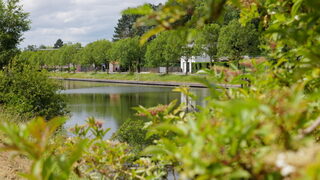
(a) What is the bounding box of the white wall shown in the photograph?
[180,55,211,73]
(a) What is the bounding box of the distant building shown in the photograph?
[180,54,254,74]
[180,54,212,74]
[109,62,120,73]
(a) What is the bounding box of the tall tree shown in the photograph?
[54,39,64,48]
[113,4,161,41]
[217,20,260,60]
[109,37,145,73]
[113,15,141,41]
[59,43,82,71]
[90,40,112,68]
[193,23,220,65]
[145,31,184,73]
[79,40,112,71]
[0,0,30,69]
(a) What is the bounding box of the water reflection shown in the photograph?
[60,80,208,138]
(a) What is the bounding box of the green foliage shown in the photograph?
[0,64,67,119]
[114,4,161,42]
[109,37,145,73]
[112,119,156,152]
[2,0,320,179]
[54,39,64,49]
[193,23,220,63]
[69,118,141,179]
[79,39,111,68]
[0,0,30,68]
[0,117,88,180]
[112,14,144,41]
[59,43,81,69]
[122,0,320,179]
[217,19,260,59]
[145,31,184,69]
[243,0,320,86]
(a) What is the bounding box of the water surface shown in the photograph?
[60,80,208,138]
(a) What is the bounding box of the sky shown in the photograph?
[19,0,165,48]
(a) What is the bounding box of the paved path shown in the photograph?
[52,77,241,89]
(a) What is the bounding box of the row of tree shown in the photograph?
[17,6,261,73]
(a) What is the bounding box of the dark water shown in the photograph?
[60,80,209,138]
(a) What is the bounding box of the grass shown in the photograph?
[49,72,203,83]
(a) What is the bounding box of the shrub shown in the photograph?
[112,119,157,152]
[0,64,67,119]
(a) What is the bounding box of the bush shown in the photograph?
[0,64,67,119]
[112,119,157,152]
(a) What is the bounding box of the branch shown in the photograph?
[300,116,320,137]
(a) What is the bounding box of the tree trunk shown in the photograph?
[210,57,214,68]
[137,58,141,73]
[185,59,189,75]
[166,62,169,74]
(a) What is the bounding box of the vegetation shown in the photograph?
[0,64,67,119]
[0,0,320,179]
[217,19,260,59]
[0,0,30,69]
[193,24,220,65]
[145,31,184,71]
[109,37,145,73]
[16,4,262,74]
[54,39,64,49]
[50,71,200,83]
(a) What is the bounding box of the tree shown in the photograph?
[25,45,37,51]
[109,37,145,73]
[113,15,142,41]
[54,39,64,48]
[222,5,240,25]
[113,4,161,41]
[89,40,112,71]
[145,31,183,73]
[193,23,220,65]
[39,44,47,49]
[0,0,30,69]
[79,40,112,71]
[217,20,260,60]
[59,43,82,71]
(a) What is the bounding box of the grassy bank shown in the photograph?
[50,72,203,83]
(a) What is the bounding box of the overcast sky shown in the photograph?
[20,0,165,48]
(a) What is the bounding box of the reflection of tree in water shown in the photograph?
[66,91,181,126]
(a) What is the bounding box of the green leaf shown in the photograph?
[291,0,304,16]
[123,4,154,15]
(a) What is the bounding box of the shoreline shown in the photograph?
[51,77,241,88]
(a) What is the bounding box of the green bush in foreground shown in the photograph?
[0,117,167,180]
[0,64,67,119]
[112,118,157,153]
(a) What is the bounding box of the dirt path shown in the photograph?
[0,150,30,180]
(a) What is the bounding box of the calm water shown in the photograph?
[60,80,209,138]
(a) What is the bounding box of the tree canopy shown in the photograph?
[193,23,220,63]
[54,39,64,48]
[109,37,145,73]
[145,31,184,69]
[0,0,30,69]
[217,20,260,59]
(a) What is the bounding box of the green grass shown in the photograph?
[49,72,202,83]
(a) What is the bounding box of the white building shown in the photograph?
[180,54,211,74]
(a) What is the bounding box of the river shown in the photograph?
[60,80,209,138]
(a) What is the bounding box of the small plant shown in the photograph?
[0,117,88,180]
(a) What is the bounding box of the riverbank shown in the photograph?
[50,72,240,88]
[50,72,199,82]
